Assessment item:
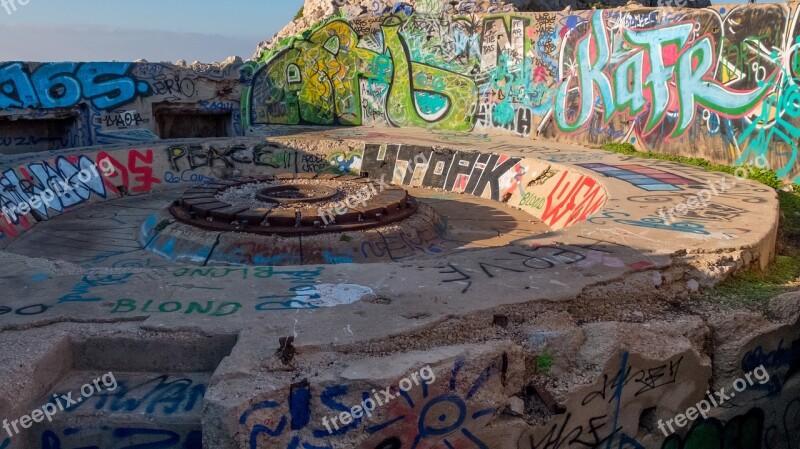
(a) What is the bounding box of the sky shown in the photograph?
[0,0,305,62]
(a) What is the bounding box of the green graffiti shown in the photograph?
[488,51,530,126]
[737,63,800,178]
[251,21,386,125]
[382,17,477,130]
[519,192,545,209]
[250,16,477,131]
[112,299,242,316]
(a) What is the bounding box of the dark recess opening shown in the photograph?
[0,115,79,154]
[156,112,232,139]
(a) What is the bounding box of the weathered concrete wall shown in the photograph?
[0,137,604,244]
[0,61,243,154]
[0,4,794,449]
[247,3,800,183]
[6,295,792,449]
[215,297,799,449]
[0,5,793,181]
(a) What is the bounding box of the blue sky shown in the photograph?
[0,0,305,62]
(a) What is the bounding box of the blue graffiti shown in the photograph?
[240,359,502,449]
[63,375,205,415]
[41,428,202,449]
[58,273,134,303]
[0,155,109,222]
[333,155,358,174]
[589,212,711,235]
[240,381,355,449]
[164,170,216,185]
[322,251,354,264]
[255,286,322,311]
[742,337,800,393]
[453,27,481,60]
[0,62,150,111]
[606,352,645,449]
[391,2,414,15]
[365,357,495,449]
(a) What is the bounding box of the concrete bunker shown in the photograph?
[13,330,237,449]
[0,112,81,155]
[0,127,790,449]
[154,104,235,139]
[0,1,797,448]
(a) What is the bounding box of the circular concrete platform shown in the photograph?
[0,126,782,449]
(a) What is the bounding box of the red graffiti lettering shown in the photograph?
[128,149,160,193]
[542,172,607,228]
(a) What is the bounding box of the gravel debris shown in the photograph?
[216,179,373,211]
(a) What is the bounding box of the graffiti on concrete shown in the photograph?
[41,428,202,449]
[249,18,477,131]
[361,143,523,201]
[0,150,161,239]
[244,6,800,183]
[0,62,150,111]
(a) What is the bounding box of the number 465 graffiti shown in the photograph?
[0,62,151,111]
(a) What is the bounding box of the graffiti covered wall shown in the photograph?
[0,61,243,153]
[0,140,364,243]
[3,4,798,181]
[0,138,608,244]
[225,314,800,449]
[246,3,800,182]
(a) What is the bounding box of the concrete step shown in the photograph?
[26,371,207,449]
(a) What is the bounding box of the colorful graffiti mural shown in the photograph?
[554,13,772,138]
[0,142,369,241]
[0,150,161,239]
[249,18,477,130]
[246,5,800,183]
[2,6,799,181]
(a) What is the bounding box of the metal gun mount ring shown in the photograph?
[168,173,419,235]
